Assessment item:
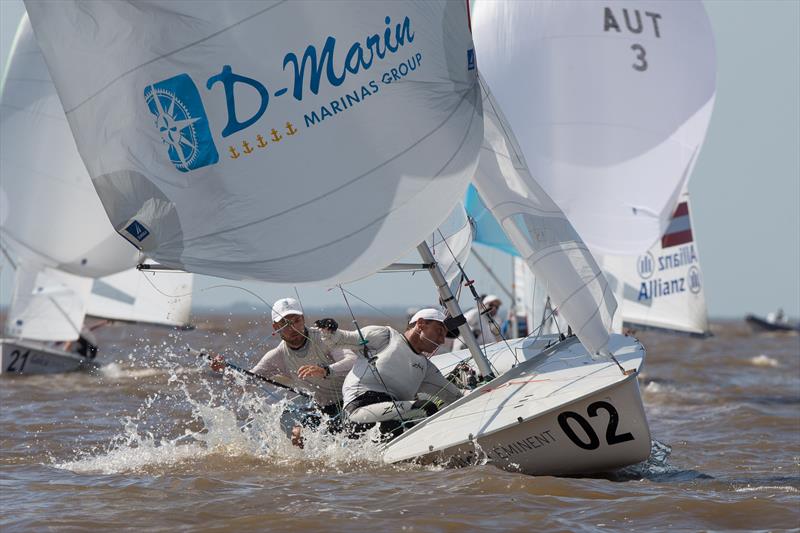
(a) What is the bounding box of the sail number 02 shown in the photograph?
[557,401,635,450]
[6,349,30,373]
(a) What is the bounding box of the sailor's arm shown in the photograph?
[327,325,391,352]
[250,346,288,378]
[297,347,357,379]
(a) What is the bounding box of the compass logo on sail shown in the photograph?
[144,74,219,172]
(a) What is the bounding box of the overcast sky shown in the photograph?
[1,0,798,319]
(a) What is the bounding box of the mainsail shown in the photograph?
[24,1,483,285]
[474,78,616,356]
[5,263,92,342]
[472,0,716,255]
[0,14,138,278]
[426,202,473,286]
[87,267,194,328]
[600,188,710,336]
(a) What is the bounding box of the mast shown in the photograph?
[416,242,494,378]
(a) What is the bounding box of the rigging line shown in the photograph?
[293,286,304,315]
[289,285,346,411]
[335,287,394,320]
[138,273,317,347]
[337,284,407,425]
[0,242,17,270]
[436,228,515,368]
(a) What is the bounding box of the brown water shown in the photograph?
[1,316,798,531]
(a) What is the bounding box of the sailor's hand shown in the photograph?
[297,364,327,380]
[210,355,226,373]
[314,318,338,332]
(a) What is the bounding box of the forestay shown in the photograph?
[472,0,716,255]
[24,1,482,285]
[5,262,93,342]
[0,14,138,278]
[87,267,194,328]
[474,78,615,356]
[600,188,710,336]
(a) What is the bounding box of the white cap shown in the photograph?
[482,294,501,306]
[408,308,446,324]
[271,297,303,323]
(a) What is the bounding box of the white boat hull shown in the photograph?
[0,339,95,375]
[382,334,651,476]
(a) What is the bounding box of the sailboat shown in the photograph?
[601,187,711,336]
[21,0,709,475]
[0,14,193,375]
[384,0,716,473]
[467,0,717,340]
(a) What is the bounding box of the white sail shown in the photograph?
[474,78,616,356]
[0,13,138,278]
[512,257,562,337]
[472,0,716,255]
[600,189,710,336]
[5,262,92,342]
[426,202,473,286]
[87,268,193,328]
[24,1,482,285]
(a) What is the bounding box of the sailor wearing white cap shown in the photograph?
[452,294,503,351]
[336,308,464,439]
[211,297,357,446]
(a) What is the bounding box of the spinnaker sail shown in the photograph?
[24,0,483,285]
[472,0,716,255]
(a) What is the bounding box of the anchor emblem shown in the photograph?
[285,122,297,136]
[242,140,253,154]
[271,128,283,142]
[256,134,268,148]
[228,146,240,159]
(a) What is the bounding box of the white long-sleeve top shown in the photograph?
[336,325,462,407]
[251,327,356,407]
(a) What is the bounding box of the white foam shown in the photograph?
[749,354,780,368]
[99,362,201,380]
[55,361,385,475]
[735,485,798,493]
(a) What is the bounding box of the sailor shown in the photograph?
[211,297,357,447]
[75,327,99,360]
[767,308,786,324]
[452,294,503,351]
[337,308,464,440]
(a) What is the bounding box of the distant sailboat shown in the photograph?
[601,188,711,336]
[0,14,193,375]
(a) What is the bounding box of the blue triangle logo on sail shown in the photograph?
[144,74,219,173]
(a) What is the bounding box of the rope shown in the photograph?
[337,284,408,426]
[435,229,512,370]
